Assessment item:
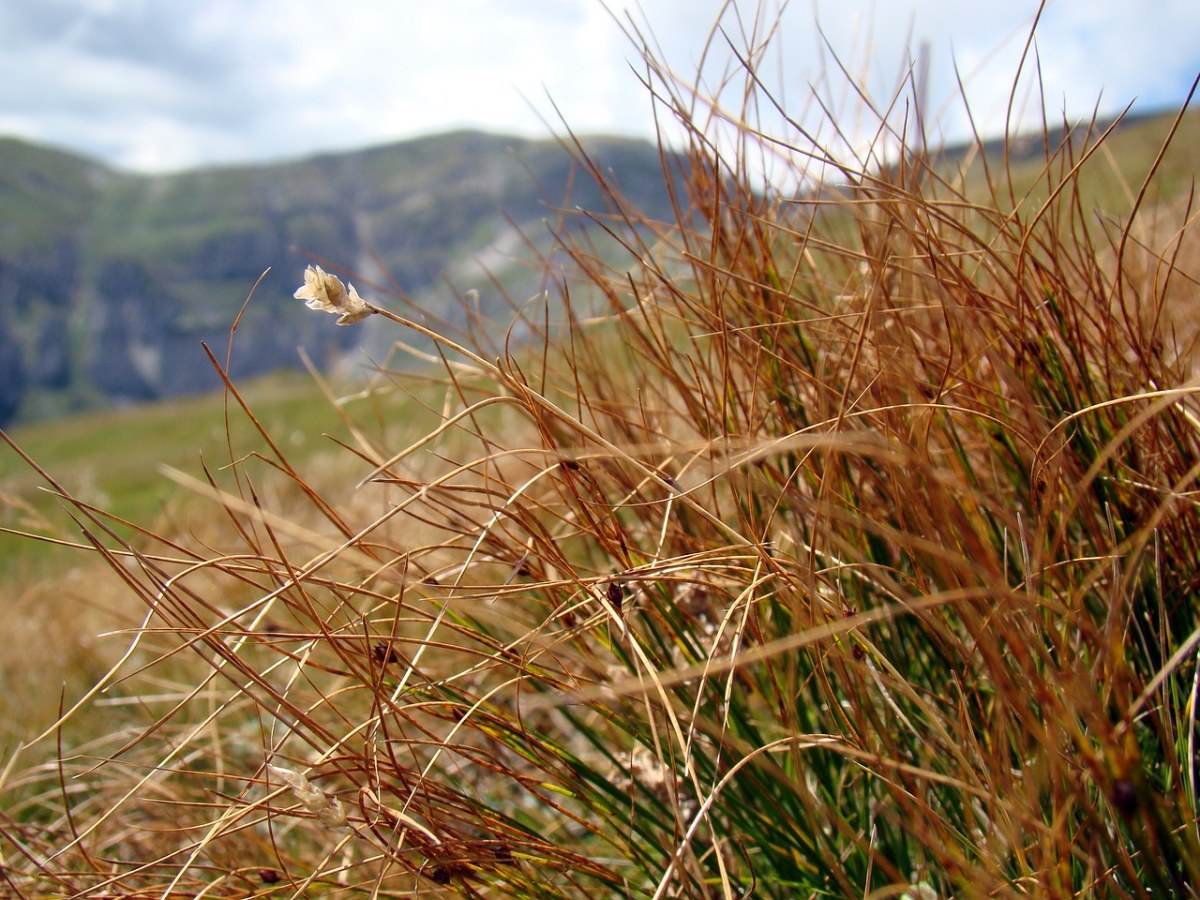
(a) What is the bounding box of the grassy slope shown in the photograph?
[0,369,342,745]
[963,106,1200,225]
[0,354,457,747]
[0,137,106,254]
[3,373,340,555]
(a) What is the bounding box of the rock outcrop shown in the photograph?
[0,132,678,424]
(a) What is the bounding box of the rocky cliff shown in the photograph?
[0,131,678,424]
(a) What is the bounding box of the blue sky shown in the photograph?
[2,0,1197,172]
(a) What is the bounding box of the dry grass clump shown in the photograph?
[3,6,1200,898]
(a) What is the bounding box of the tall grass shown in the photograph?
[3,5,1200,897]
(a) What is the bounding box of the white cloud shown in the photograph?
[1,0,1196,172]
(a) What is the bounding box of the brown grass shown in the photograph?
[2,4,1199,897]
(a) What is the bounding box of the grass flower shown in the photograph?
[268,765,351,833]
[293,264,373,324]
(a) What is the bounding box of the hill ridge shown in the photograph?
[0,129,676,424]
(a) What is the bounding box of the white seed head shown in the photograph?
[293,265,373,325]
[269,764,351,832]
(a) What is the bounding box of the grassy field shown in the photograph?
[2,7,1200,898]
[0,362,459,751]
[3,370,346,550]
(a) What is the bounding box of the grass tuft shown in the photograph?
[3,5,1200,897]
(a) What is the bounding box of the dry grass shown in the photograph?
[2,5,1200,898]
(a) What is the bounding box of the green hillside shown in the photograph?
[0,130,679,424]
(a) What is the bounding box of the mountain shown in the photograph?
[0,131,679,424]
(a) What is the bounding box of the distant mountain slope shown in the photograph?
[0,131,678,424]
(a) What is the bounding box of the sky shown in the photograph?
[1,0,1197,174]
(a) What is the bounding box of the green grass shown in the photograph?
[2,370,344,567]
[0,137,105,254]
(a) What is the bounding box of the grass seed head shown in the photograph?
[294,263,374,324]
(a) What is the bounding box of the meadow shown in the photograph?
[2,8,1200,897]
